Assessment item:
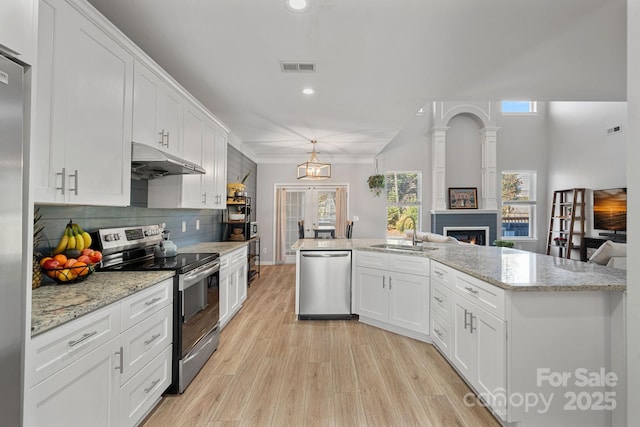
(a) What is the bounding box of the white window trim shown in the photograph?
[501,101,538,115]
[501,170,537,241]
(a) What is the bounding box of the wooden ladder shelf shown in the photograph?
[546,188,585,259]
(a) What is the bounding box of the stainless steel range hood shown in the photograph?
[131,142,206,180]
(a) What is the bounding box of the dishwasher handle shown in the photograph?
[302,253,350,258]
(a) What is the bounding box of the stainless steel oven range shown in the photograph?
[95,224,220,393]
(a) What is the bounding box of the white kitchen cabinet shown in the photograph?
[25,278,173,427]
[132,61,183,157]
[0,0,35,61]
[33,0,133,206]
[148,114,229,209]
[219,246,248,328]
[28,336,122,427]
[354,251,430,337]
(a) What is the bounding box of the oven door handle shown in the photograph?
[181,263,219,291]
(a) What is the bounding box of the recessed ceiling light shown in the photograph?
[286,0,310,12]
[302,88,315,95]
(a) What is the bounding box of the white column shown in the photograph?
[480,127,499,210]
[431,127,448,210]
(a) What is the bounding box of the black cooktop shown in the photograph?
[102,252,219,275]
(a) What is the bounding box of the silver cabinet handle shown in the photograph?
[165,131,170,147]
[464,286,479,295]
[68,330,97,347]
[434,270,444,277]
[202,192,207,204]
[434,296,444,303]
[145,296,162,306]
[382,276,386,289]
[389,276,392,289]
[470,314,477,333]
[433,328,443,337]
[158,130,164,146]
[68,169,79,195]
[144,378,161,394]
[463,309,471,330]
[56,168,66,195]
[114,346,124,374]
[144,333,162,346]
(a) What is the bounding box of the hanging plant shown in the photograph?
[367,159,385,197]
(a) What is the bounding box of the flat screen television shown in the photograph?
[593,188,627,232]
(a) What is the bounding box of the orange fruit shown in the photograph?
[65,259,78,268]
[73,262,90,276]
[53,254,67,265]
[39,257,53,267]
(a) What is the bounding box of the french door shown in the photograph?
[281,186,343,263]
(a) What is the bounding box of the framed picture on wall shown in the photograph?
[448,187,478,209]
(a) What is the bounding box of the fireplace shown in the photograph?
[442,226,489,245]
[431,210,498,245]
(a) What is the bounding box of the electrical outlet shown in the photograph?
[181,221,186,232]
[353,215,359,222]
[196,219,200,230]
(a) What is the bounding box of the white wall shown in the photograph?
[547,102,627,238]
[627,2,639,423]
[445,114,483,191]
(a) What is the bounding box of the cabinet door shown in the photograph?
[132,62,161,148]
[160,87,183,156]
[474,309,507,418]
[213,127,228,208]
[238,260,248,304]
[228,267,241,316]
[451,294,474,379]
[201,120,217,207]
[35,0,133,206]
[27,337,121,427]
[219,272,230,328]
[0,0,33,60]
[355,267,388,322]
[388,271,429,333]
[181,106,205,207]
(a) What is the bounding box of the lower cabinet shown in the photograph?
[354,251,430,337]
[26,279,173,427]
[219,246,248,328]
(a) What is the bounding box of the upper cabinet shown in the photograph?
[0,0,36,62]
[132,61,183,157]
[32,0,133,206]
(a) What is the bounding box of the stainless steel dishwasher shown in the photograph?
[299,250,353,320]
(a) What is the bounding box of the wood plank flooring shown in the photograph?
[142,265,501,427]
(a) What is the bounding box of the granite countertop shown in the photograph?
[179,240,248,256]
[31,271,175,337]
[292,238,626,292]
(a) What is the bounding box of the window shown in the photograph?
[386,171,421,238]
[501,101,537,114]
[501,171,536,239]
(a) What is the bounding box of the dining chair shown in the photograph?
[298,220,304,239]
[346,221,353,239]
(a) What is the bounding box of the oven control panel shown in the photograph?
[96,224,163,254]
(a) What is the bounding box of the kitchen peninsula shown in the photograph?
[293,239,627,427]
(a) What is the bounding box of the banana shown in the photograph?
[75,223,92,249]
[52,228,69,255]
[72,223,84,252]
[66,226,76,251]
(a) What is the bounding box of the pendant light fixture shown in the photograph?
[297,140,331,180]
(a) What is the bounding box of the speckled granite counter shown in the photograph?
[31,271,175,337]
[179,240,248,255]
[292,238,626,292]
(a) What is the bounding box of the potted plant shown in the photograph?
[367,174,385,197]
[494,240,515,248]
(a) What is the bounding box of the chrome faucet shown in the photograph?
[400,216,419,246]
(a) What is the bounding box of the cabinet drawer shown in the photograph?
[30,303,121,387]
[356,251,388,270]
[389,254,429,276]
[121,278,172,331]
[120,304,173,384]
[431,261,452,285]
[431,281,452,322]
[120,345,172,427]
[431,311,451,358]
[230,247,247,267]
[454,272,505,320]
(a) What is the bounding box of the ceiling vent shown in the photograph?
[280,62,316,72]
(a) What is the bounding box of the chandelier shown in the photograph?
[297,140,331,180]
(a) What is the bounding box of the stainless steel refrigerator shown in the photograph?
[0,53,25,426]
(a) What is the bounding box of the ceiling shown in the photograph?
[86,0,626,162]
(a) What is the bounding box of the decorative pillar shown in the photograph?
[431,126,449,211]
[480,127,499,210]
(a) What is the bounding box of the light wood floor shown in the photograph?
[142,265,501,427]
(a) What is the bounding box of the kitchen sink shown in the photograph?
[369,243,437,252]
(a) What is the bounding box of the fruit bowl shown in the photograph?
[40,262,98,284]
